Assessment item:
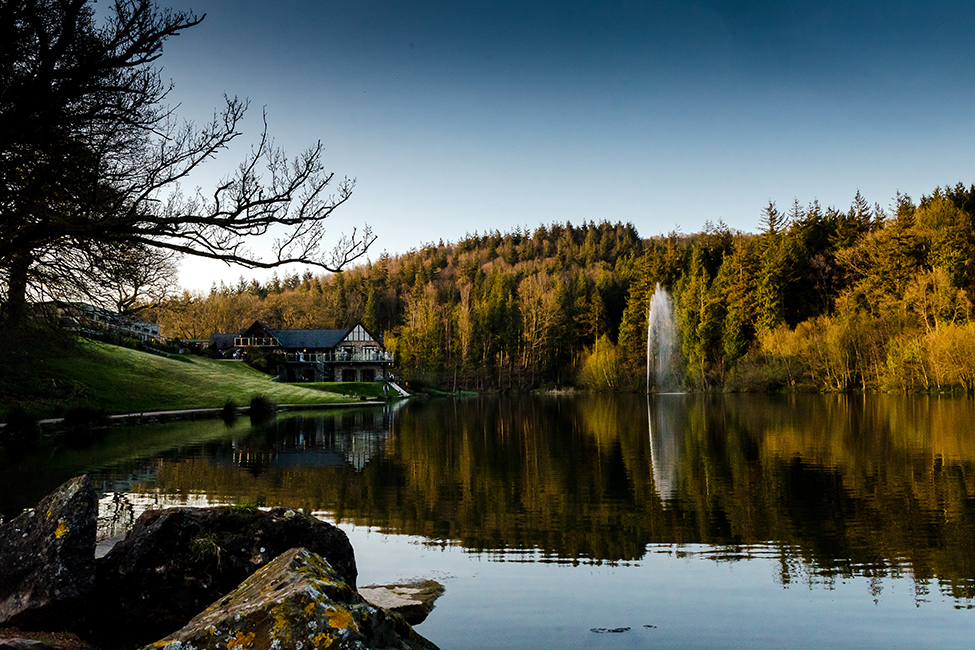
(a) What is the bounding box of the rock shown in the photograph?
[93,534,123,560]
[90,507,357,648]
[0,628,96,650]
[0,475,97,628]
[0,640,59,650]
[142,547,439,650]
[358,581,445,625]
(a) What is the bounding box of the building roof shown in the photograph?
[210,321,384,351]
[209,333,237,349]
[270,328,348,350]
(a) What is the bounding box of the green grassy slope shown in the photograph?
[302,382,391,399]
[2,339,350,419]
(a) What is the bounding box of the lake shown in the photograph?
[2,393,974,649]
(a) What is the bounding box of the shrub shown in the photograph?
[2,405,41,451]
[221,398,239,424]
[577,335,621,391]
[63,404,108,430]
[62,405,109,447]
[244,349,285,376]
[249,395,277,423]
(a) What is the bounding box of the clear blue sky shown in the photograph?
[159,0,975,290]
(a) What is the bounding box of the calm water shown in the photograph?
[2,394,975,649]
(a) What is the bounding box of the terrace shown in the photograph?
[234,336,278,347]
[285,349,394,364]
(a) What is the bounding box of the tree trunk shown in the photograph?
[2,252,31,326]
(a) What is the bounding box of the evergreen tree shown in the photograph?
[755,202,790,333]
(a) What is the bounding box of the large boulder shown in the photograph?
[0,475,97,628]
[142,547,439,650]
[90,506,356,648]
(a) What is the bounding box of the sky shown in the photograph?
[153,0,975,291]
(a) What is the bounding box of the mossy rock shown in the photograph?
[89,507,356,649]
[144,548,438,650]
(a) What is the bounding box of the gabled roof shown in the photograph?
[339,323,383,346]
[228,321,384,351]
[270,328,348,350]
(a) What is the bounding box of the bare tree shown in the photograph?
[12,235,181,314]
[83,242,182,315]
[0,0,373,324]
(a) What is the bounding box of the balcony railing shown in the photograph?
[234,337,277,347]
[285,350,393,364]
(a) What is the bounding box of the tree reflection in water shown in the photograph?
[4,394,975,605]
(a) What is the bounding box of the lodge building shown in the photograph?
[210,321,392,383]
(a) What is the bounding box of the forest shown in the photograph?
[153,183,975,393]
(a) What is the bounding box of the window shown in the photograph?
[346,325,374,343]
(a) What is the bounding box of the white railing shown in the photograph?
[285,350,393,364]
[234,337,277,347]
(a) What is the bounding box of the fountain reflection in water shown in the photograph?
[647,395,684,502]
[646,283,678,393]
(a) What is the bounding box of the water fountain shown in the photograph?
[646,283,678,393]
[646,285,681,500]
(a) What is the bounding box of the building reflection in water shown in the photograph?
[94,403,405,540]
[228,402,404,475]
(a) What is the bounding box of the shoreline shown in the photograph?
[0,399,391,432]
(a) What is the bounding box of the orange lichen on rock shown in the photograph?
[0,475,97,629]
[226,631,255,650]
[54,520,70,540]
[322,607,355,633]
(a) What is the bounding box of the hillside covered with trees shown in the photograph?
[155,184,975,393]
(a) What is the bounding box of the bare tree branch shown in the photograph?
[0,0,373,323]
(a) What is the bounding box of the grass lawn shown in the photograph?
[299,381,392,399]
[2,339,351,420]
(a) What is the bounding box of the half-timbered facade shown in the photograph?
[212,321,392,382]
